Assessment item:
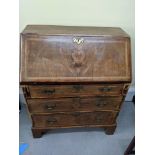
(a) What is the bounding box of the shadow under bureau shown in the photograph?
[20,25,132,138]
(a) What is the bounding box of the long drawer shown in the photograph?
[27,96,123,113]
[28,84,124,98]
[32,111,117,128]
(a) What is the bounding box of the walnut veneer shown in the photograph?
[20,25,132,138]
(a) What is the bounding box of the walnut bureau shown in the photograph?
[20,25,132,138]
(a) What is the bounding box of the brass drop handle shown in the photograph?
[96,100,107,107]
[72,97,81,108]
[45,103,56,110]
[43,89,55,95]
[73,85,83,91]
[72,97,81,103]
[73,38,84,45]
[72,112,80,117]
[46,118,57,124]
[95,116,103,123]
[99,87,112,92]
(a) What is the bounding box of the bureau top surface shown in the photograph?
[22,25,129,37]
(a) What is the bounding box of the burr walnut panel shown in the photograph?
[20,35,131,83]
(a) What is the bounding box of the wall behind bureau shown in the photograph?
[19,0,135,86]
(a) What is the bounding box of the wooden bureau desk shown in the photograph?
[20,25,132,138]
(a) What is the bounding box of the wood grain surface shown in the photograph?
[20,25,132,137]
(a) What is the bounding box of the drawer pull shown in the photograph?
[73,85,83,91]
[45,104,56,110]
[72,97,81,104]
[46,118,57,124]
[42,89,55,95]
[95,116,103,123]
[96,101,107,107]
[72,97,81,108]
[99,87,112,92]
[72,112,80,117]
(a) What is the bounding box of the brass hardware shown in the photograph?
[45,104,56,110]
[72,97,81,103]
[43,89,55,95]
[72,97,81,108]
[73,38,84,45]
[95,116,103,123]
[99,87,112,92]
[96,100,107,107]
[46,118,57,124]
[73,85,83,91]
[72,112,80,117]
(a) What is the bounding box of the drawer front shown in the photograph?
[32,111,117,128]
[28,84,124,98]
[27,96,123,113]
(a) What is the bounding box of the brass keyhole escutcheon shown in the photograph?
[73,38,84,45]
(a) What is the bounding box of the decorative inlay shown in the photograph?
[71,49,85,67]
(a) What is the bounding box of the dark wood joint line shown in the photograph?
[122,83,130,96]
[22,86,31,98]
[22,87,27,97]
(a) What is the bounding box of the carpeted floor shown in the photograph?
[19,101,135,155]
